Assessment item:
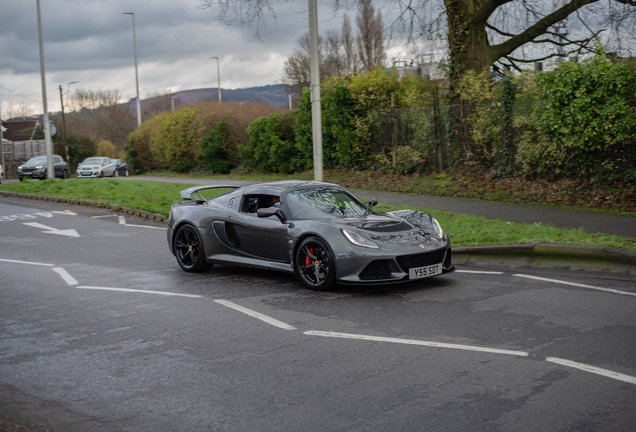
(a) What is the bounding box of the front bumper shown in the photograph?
[77,170,101,178]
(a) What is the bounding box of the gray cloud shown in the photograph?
[0,0,349,114]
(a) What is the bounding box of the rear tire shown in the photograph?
[61,170,68,179]
[174,224,210,272]
[294,237,337,291]
[113,170,119,177]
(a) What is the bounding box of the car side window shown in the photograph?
[240,195,280,214]
[53,156,61,163]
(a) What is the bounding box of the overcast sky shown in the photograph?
[0,0,366,117]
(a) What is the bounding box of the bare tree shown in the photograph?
[356,0,385,72]
[200,0,636,96]
[66,88,136,150]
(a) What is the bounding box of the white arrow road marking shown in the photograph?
[22,222,80,237]
[215,299,297,331]
[547,357,636,385]
[304,331,529,357]
[53,267,78,286]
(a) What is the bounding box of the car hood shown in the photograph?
[320,211,447,248]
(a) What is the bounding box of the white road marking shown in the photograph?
[0,258,54,267]
[52,267,78,286]
[52,210,76,215]
[457,270,504,274]
[76,286,202,298]
[91,215,116,219]
[514,274,636,297]
[304,331,529,357]
[215,299,297,331]
[123,223,167,230]
[119,215,126,225]
[22,222,80,238]
[546,357,636,385]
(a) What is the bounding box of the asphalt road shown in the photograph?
[1,196,635,432]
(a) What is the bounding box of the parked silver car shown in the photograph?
[76,157,116,178]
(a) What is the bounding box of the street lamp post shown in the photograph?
[59,81,78,161]
[36,0,54,179]
[171,96,177,111]
[211,56,222,104]
[123,12,142,125]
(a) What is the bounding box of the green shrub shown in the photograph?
[67,134,96,174]
[125,113,166,174]
[197,119,235,174]
[151,107,207,172]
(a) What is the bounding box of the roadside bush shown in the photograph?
[67,134,96,174]
[197,119,235,174]
[125,113,166,174]
[528,49,636,181]
[241,110,303,173]
[96,139,117,159]
[151,107,207,172]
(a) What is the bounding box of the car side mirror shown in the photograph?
[364,198,378,207]
[257,207,286,223]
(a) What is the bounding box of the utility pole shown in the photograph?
[59,85,68,160]
[124,12,142,125]
[308,0,323,182]
[36,0,54,179]
[211,56,222,104]
[0,95,5,181]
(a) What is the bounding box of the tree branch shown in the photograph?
[488,0,600,63]
[471,0,515,27]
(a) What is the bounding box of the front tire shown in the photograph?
[174,224,210,272]
[113,170,119,177]
[61,170,68,179]
[294,237,337,291]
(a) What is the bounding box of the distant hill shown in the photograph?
[150,84,291,108]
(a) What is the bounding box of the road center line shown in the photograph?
[215,299,296,331]
[0,258,54,267]
[513,274,636,297]
[304,331,529,357]
[76,286,202,298]
[52,267,78,286]
[457,270,504,274]
[546,357,636,385]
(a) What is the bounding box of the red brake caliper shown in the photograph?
[305,247,314,266]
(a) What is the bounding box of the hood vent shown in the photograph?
[361,221,412,232]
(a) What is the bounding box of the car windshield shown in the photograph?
[82,158,102,165]
[285,188,368,220]
[26,156,47,165]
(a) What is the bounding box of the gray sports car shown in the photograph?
[167,180,454,291]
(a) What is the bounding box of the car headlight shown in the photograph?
[18,166,23,170]
[431,217,445,239]
[35,165,43,169]
[341,229,379,249]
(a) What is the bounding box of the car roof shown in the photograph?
[242,180,341,196]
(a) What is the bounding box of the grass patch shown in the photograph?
[137,169,636,215]
[2,178,634,252]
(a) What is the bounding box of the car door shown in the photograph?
[102,158,114,176]
[225,196,289,262]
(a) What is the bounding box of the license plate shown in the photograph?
[409,263,443,279]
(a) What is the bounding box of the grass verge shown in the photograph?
[1,178,634,252]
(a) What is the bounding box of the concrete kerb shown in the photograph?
[453,244,636,278]
[0,191,168,223]
[2,190,634,277]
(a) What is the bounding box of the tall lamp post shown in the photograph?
[59,80,78,161]
[36,0,54,179]
[211,56,222,104]
[123,12,142,125]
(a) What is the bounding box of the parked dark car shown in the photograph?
[18,155,68,180]
[112,159,129,177]
[167,180,454,291]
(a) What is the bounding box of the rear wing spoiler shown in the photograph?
[180,185,241,201]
